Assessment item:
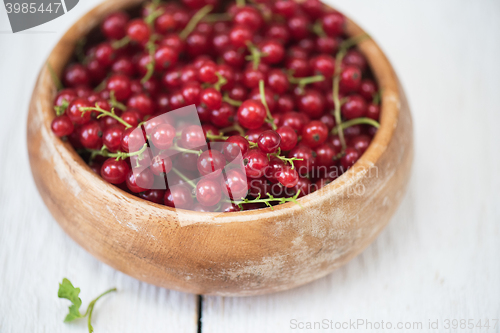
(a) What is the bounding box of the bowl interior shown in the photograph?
[40,0,401,223]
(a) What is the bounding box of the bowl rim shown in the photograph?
[37,0,401,224]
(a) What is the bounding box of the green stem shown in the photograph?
[83,288,117,333]
[288,74,325,89]
[179,5,213,40]
[258,80,277,130]
[214,72,228,91]
[172,143,203,155]
[80,104,132,129]
[220,124,245,136]
[111,36,131,49]
[246,42,266,70]
[339,33,371,50]
[236,0,245,7]
[233,191,302,210]
[312,20,326,37]
[75,38,87,63]
[331,117,380,135]
[172,167,196,188]
[47,62,63,90]
[54,100,69,116]
[332,33,372,154]
[372,90,382,105]
[223,94,243,107]
[268,148,303,169]
[109,91,127,111]
[203,13,232,22]
[206,132,228,141]
[84,143,148,161]
[141,40,157,84]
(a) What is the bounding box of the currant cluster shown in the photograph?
[50,0,381,212]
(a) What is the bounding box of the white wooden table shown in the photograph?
[1,1,499,332]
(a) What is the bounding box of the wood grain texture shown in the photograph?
[0,2,198,332]
[26,0,413,296]
[202,0,500,331]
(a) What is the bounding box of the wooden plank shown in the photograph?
[0,2,199,331]
[202,0,500,332]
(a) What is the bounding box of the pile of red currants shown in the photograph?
[50,0,381,212]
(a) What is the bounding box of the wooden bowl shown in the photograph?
[27,0,413,296]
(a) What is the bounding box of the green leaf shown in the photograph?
[58,278,83,322]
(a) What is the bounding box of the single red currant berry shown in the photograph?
[151,123,176,150]
[343,49,368,72]
[126,169,155,193]
[237,100,267,130]
[288,144,315,175]
[301,120,328,148]
[66,97,92,125]
[63,64,90,87]
[211,102,235,128]
[54,89,77,107]
[223,135,250,161]
[154,45,178,70]
[257,130,281,153]
[276,126,298,151]
[102,124,124,152]
[197,149,226,179]
[265,22,290,44]
[293,176,313,197]
[121,109,142,128]
[229,25,253,48]
[285,57,311,77]
[221,168,248,200]
[296,89,325,118]
[321,12,345,36]
[155,12,176,34]
[366,103,381,121]
[341,94,367,120]
[315,36,339,54]
[280,111,308,133]
[339,65,362,93]
[340,147,360,170]
[126,18,150,43]
[79,121,103,149]
[200,87,222,110]
[266,69,289,94]
[222,46,246,67]
[243,149,269,178]
[287,15,310,40]
[127,93,154,116]
[151,152,173,176]
[273,0,297,18]
[301,0,323,19]
[180,124,206,149]
[94,42,116,67]
[101,11,129,40]
[164,185,194,209]
[314,143,337,167]
[359,79,377,101]
[349,134,371,155]
[197,60,218,83]
[180,82,201,105]
[233,6,263,31]
[196,178,222,207]
[106,74,132,101]
[51,115,74,137]
[310,54,335,78]
[277,165,299,188]
[185,32,210,57]
[121,127,146,152]
[139,189,166,204]
[101,158,130,184]
[259,39,285,65]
